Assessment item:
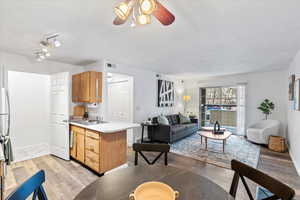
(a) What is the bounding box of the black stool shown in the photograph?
[133,143,170,166]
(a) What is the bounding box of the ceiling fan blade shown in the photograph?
[113,0,133,25]
[153,2,175,26]
[113,17,127,25]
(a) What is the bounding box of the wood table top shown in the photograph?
[74,165,234,200]
[198,131,232,140]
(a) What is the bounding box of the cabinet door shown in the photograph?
[89,72,102,103]
[70,130,77,158]
[79,72,90,102]
[72,74,81,102]
[76,132,85,163]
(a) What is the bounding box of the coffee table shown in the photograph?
[198,131,232,153]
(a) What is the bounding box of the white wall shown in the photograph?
[8,71,51,162]
[287,50,300,175]
[184,69,288,136]
[82,61,184,140]
[1,52,84,162]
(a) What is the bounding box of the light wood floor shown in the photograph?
[4,147,300,200]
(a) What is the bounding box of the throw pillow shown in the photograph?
[166,115,174,125]
[179,113,191,124]
[157,115,170,125]
[171,115,179,124]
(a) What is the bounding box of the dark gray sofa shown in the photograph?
[151,114,198,143]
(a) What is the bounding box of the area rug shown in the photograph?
[170,133,260,169]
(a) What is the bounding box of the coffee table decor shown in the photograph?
[212,121,225,135]
[129,182,179,200]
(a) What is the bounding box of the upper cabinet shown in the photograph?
[72,74,81,102]
[72,71,102,103]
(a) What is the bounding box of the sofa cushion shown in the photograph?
[171,125,186,134]
[179,113,191,124]
[184,123,198,130]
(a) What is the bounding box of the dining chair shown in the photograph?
[133,143,170,166]
[229,159,295,200]
[6,170,48,200]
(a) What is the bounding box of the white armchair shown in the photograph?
[246,120,280,144]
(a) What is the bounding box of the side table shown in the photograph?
[140,123,159,143]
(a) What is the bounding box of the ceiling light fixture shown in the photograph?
[34,33,62,62]
[140,0,156,15]
[114,2,132,20]
[137,14,151,25]
[113,0,175,26]
[40,33,62,48]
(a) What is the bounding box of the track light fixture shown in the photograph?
[39,33,62,48]
[34,33,62,62]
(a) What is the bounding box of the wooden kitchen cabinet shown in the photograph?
[70,130,77,158]
[70,126,85,163]
[72,71,102,103]
[70,125,127,174]
[72,73,81,102]
[76,131,85,163]
[79,71,90,102]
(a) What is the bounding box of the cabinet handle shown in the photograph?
[96,79,99,99]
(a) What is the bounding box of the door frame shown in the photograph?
[105,72,134,146]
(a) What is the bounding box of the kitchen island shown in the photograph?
[69,121,140,174]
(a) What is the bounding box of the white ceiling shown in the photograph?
[1,0,300,78]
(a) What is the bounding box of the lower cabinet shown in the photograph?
[76,132,85,163]
[85,150,99,172]
[70,125,127,174]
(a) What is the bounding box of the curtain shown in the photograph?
[236,84,246,135]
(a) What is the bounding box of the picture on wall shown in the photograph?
[158,79,174,107]
[294,79,300,110]
[289,74,295,100]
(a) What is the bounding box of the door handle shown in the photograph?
[62,120,69,123]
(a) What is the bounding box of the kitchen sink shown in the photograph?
[71,119,108,125]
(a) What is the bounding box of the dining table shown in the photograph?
[74,165,234,200]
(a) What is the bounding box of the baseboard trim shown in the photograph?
[289,148,300,176]
[13,143,50,163]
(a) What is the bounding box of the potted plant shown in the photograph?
[257,99,275,120]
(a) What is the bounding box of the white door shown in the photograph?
[108,80,131,122]
[50,72,70,160]
[107,79,134,146]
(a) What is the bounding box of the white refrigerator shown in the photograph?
[0,67,13,200]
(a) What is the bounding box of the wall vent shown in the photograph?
[105,62,117,69]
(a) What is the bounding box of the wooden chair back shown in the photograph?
[6,170,48,200]
[230,159,295,200]
[133,143,170,166]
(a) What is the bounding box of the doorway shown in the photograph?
[106,73,134,146]
[199,85,246,135]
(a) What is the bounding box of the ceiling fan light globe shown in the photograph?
[140,0,156,15]
[114,2,131,20]
[138,14,151,25]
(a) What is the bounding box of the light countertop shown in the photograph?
[70,121,141,133]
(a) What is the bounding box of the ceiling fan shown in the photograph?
[113,0,175,26]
